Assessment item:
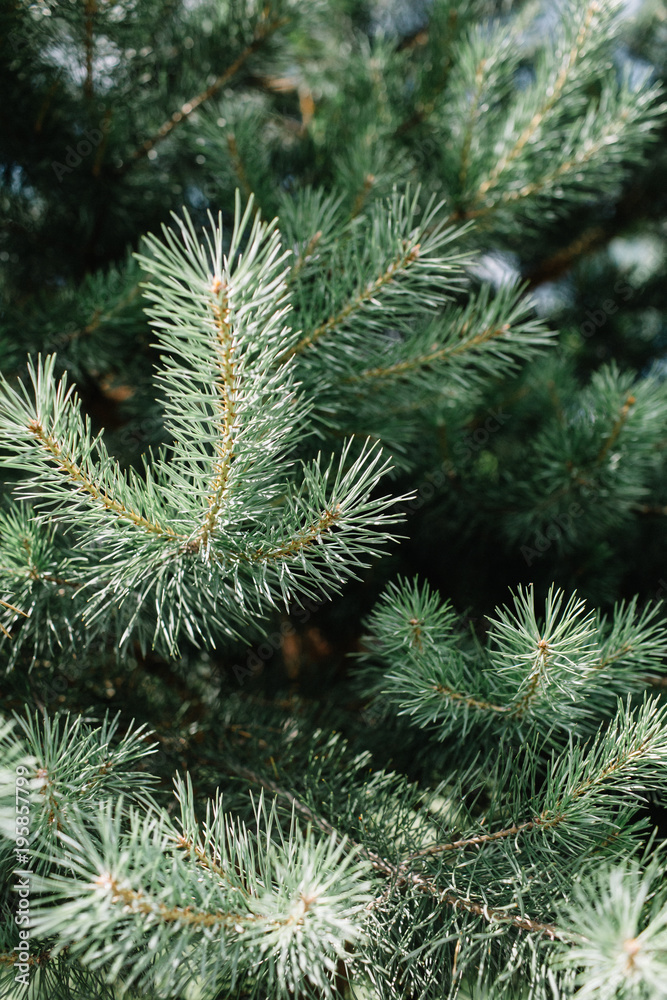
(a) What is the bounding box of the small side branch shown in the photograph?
[91,874,249,928]
[121,14,288,170]
[26,418,176,538]
[510,638,551,719]
[431,682,510,715]
[226,761,563,939]
[458,58,487,192]
[468,0,601,205]
[84,0,96,100]
[251,505,342,562]
[172,833,253,900]
[596,394,636,464]
[460,118,633,223]
[347,322,509,382]
[286,243,421,359]
[400,819,539,864]
[404,873,561,938]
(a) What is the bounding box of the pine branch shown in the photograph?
[343,281,550,388]
[225,756,563,939]
[497,363,667,547]
[27,785,373,999]
[289,241,421,358]
[0,356,177,539]
[1,197,407,655]
[4,3,667,997]
[357,578,667,741]
[472,0,605,205]
[284,187,472,366]
[442,0,664,227]
[26,414,175,539]
[399,696,667,867]
[1,711,159,846]
[457,54,489,193]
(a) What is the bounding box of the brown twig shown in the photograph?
[84,0,96,100]
[596,394,636,464]
[346,322,510,383]
[251,505,342,562]
[400,819,539,864]
[225,133,253,199]
[120,14,288,171]
[286,242,421,359]
[26,418,178,538]
[224,760,563,939]
[431,682,511,715]
[469,0,601,207]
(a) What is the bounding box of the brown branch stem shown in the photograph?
[431,682,510,715]
[596,394,636,464]
[251,505,342,562]
[26,419,177,538]
[401,819,539,864]
[92,873,249,927]
[470,0,600,205]
[346,322,509,382]
[286,243,420,359]
[84,0,96,100]
[225,761,562,939]
[121,14,288,171]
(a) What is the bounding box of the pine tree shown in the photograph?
[2,1,667,998]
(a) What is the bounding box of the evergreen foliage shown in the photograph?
[2,0,667,998]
